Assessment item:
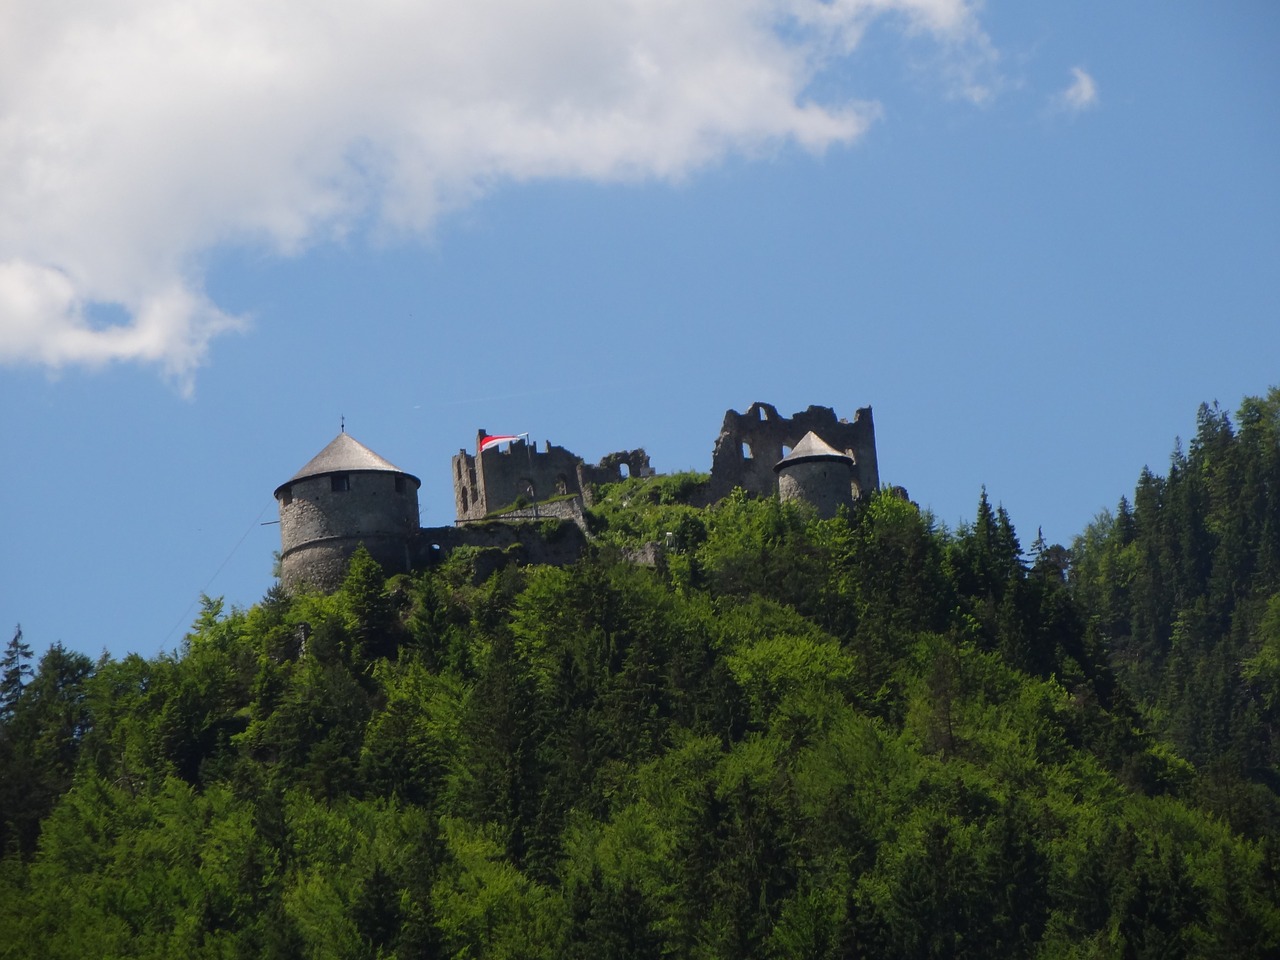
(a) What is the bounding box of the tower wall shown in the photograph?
[277,470,419,591]
[777,459,854,519]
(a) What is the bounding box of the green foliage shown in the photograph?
[5,391,1280,956]
[0,624,33,718]
[1071,388,1280,834]
[433,817,567,958]
[587,472,711,549]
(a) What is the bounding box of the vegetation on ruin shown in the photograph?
[587,470,711,547]
[3,392,1280,958]
[485,492,582,519]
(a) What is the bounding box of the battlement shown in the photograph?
[452,431,653,521]
[704,402,879,504]
[276,401,879,591]
[450,404,876,522]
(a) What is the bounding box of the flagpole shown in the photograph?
[478,432,536,517]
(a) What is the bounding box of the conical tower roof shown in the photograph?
[275,433,420,496]
[774,431,853,472]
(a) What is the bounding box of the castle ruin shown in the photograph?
[452,433,653,521]
[273,402,880,592]
[704,402,878,504]
[774,432,856,519]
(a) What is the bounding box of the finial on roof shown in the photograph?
[340,415,345,434]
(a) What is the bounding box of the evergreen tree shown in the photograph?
[0,625,32,718]
[4,389,1280,956]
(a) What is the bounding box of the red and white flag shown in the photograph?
[479,433,526,453]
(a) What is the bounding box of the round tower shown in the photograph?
[774,431,854,519]
[273,432,421,592]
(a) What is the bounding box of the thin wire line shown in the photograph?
[159,501,273,652]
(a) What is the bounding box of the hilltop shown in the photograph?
[2,389,1280,958]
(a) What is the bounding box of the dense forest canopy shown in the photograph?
[3,389,1280,958]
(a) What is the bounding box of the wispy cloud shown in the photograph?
[1057,66,1099,113]
[0,0,993,390]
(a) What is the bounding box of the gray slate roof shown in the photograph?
[275,433,420,495]
[774,431,853,471]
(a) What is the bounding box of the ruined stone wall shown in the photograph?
[464,496,589,529]
[577,448,654,499]
[451,452,480,520]
[706,402,879,503]
[452,436,583,520]
[278,471,419,591]
[453,432,653,520]
[279,400,880,592]
[414,518,590,575]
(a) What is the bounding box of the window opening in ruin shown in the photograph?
[461,488,469,512]
[619,463,630,478]
[742,442,753,460]
[782,445,791,457]
[555,475,569,495]
[281,486,293,506]
[331,474,350,492]
[759,407,768,420]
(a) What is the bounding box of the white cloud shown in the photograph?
[0,0,992,388]
[1057,66,1098,113]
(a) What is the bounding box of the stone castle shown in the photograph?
[452,435,654,522]
[274,402,879,592]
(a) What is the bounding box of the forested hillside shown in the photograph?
[3,391,1280,959]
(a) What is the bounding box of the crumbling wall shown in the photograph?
[451,451,481,520]
[453,431,653,520]
[465,496,589,529]
[577,448,654,497]
[705,402,879,503]
[452,434,583,520]
[285,401,881,594]
[414,519,591,577]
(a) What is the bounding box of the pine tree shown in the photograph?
[0,624,33,718]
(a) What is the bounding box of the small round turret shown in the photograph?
[274,432,420,592]
[774,431,854,519]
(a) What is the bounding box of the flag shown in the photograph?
[479,433,525,453]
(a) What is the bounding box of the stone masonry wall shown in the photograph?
[705,402,879,503]
[777,459,855,519]
[281,400,879,592]
[462,496,589,528]
[453,433,653,521]
[414,519,590,574]
[278,471,419,591]
[453,436,583,521]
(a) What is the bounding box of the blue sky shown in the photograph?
[2,2,1277,662]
